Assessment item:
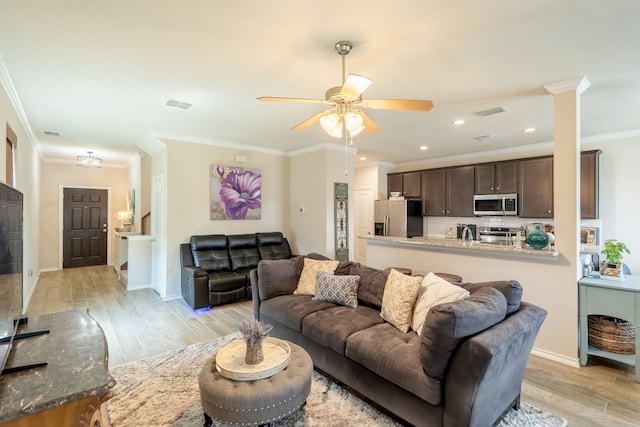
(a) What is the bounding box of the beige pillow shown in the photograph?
[294,258,339,295]
[380,269,422,333]
[411,272,470,335]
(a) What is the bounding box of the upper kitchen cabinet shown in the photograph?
[581,150,601,219]
[519,156,553,218]
[474,161,518,194]
[421,169,446,216]
[421,166,474,217]
[388,172,421,198]
[388,174,403,196]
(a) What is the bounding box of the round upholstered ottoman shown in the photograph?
[198,341,313,426]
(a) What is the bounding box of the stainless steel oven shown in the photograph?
[473,193,518,216]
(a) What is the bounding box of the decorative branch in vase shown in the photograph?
[239,319,273,365]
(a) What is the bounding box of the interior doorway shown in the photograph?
[354,187,374,265]
[62,187,109,268]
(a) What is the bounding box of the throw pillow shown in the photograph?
[411,272,470,335]
[257,256,304,301]
[313,271,360,307]
[380,269,422,333]
[294,258,339,295]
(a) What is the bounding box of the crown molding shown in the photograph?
[153,131,287,156]
[544,76,591,95]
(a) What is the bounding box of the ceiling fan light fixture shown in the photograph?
[344,111,364,135]
[320,113,343,138]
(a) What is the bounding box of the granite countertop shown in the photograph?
[0,310,115,423]
[360,235,559,259]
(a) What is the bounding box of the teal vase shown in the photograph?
[526,223,549,250]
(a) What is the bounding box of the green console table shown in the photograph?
[578,275,640,381]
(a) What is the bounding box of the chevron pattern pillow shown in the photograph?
[313,271,360,308]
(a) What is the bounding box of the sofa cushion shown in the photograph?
[346,323,443,405]
[257,256,304,301]
[380,269,422,333]
[260,295,335,332]
[207,271,247,292]
[411,272,470,335]
[301,305,384,355]
[190,235,231,271]
[420,287,508,381]
[256,232,293,260]
[227,234,260,271]
[294,258,339,295]
[313,271,360,308]
[337,262,389,309]
[459,280,523,314]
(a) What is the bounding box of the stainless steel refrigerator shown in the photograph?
[374,199,423,238]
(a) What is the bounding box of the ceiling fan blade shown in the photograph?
[292,110,331,131]
[257,96,325,104]
[355,111,380,134]
[340,74,373,99]
[363,99,434,111]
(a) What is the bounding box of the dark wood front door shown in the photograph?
[62,188,108,268]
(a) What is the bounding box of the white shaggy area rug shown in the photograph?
[104,333,566,427]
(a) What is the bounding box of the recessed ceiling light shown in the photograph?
[359,156,367,160]
[419,146,428,151]
[523,127,536,133]
[452,119,466,125]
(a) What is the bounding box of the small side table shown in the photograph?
[199,340,313,426]
[578,275,640,381]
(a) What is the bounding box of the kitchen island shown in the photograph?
[361,234,572,365]
[362,235,559,260]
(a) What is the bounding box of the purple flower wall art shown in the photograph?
[210,165,262,220]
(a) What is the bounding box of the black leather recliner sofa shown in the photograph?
[180,231,292,309]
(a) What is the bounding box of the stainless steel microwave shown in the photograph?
[473,193,518,216]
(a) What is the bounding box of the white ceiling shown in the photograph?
[1,1,639,167]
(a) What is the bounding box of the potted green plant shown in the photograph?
[600,239,630,279]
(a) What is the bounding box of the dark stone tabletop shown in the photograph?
[0,309,115,423]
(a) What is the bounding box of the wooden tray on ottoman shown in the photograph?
[216,337,290,381]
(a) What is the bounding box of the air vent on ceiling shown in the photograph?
[165,99,192,109]
[474,106,507,117]
[474,134,497,141]
[42,130,60,137]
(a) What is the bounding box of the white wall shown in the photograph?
[0,74,41,307]
[161,138,291,298]
[289,144,355,258]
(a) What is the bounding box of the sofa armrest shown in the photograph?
[181,265,210,310]
[250,268,260,320]
[442,302,547,427]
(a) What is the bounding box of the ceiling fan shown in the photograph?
[257,41,434,138]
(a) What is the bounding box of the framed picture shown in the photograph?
[210,165,262,220]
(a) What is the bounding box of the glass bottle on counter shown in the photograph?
[445,227,455,239]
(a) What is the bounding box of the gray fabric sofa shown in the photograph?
[180,232,292,309]
[250,255,547,427]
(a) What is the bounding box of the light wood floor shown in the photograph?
[28,266,640,426]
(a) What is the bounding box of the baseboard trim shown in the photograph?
[531,346,580,368]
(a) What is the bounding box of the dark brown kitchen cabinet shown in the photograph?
[519,156,553,218]
[421,169,446,215]
[474,161,518,194]
[402,172,422,198]
[421,166,474,216]
[581,150,600,219]
[388,172,421,198]
[388,174,403,196]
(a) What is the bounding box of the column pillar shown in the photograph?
[544,76,590,280]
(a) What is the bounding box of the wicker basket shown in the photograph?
[588,315,635,355]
